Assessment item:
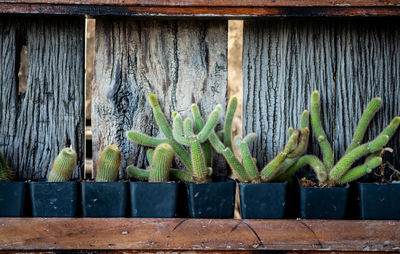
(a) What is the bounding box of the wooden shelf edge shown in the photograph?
[0,3,400,17]
[0,218,399,251]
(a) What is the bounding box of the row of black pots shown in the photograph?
[1,179,399,219]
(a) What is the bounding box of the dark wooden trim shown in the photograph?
[0,218,399,251]
[0,3,400,17]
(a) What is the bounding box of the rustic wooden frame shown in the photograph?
[0,218,399,252]
[0,0,399,17]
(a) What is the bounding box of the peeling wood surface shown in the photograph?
[0,4,400,17]
[0,218,399,251]
[243,19,400,171]
[0,17,85,180]
[92,19,227,179]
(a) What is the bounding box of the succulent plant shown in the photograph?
[95,145,121,182]
[0,152,14,181]
[286,90,400,187]
[48,147,77,182]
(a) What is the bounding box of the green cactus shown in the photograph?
[127,143,175,182]
[287,90,400,186]
[0,152,13,181]
[48,147,77,182]
[95,145,121,182]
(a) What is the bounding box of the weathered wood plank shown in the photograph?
[243,19,400,172]
[92,19,227,179]
[0,17,85,179]
[0,218,399,251]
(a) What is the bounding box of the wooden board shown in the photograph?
[243,19,400,173]
[92,19,227,179]
[0,17,85,180]
[0,218,399,251]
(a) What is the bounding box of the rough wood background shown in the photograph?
[243,19,400,172]
[0,17,85,179]
[92,19,227,179]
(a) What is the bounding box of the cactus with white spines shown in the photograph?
[95,145,121,182]
[48,147,77,182]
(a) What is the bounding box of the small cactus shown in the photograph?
[48,147,77,182]
[95,145,121,182]
[287,90,400,186]
[0,152,13,181]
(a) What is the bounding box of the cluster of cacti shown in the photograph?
[200,96,310,183]
[0,152,14,181]
[48,147,77,182]
[286,91,400,187]
[95,144,122,182]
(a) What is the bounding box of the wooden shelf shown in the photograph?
[0,0,399,17]
[0,218,399,251]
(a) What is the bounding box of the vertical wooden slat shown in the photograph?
[93,19,228,179]
[243,19,400,172]
[0,17,85,180]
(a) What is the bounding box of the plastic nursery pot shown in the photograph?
[29,181,78,217]
[299,181,349,219]
[0,182,26,217]
[185,177,235,218]
[130,182,178,218]
[357,182,400,220]
[81,182,128,217]
[239,182,287,219]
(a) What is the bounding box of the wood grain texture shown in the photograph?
[243,19,400,171]
[0,218,399,251]
[92,19,227,179]
[0,17,85,180]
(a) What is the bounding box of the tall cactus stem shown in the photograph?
[222,148,251,182]
[172,114,190,145]
[190,104,213,167]
[197,105,221,142]
[238,137,260,182]
[48,147,77,182]
[260,152,288,182]
[95,145,121,182]
[190,138,209,182]
[300,110,310,129]
[224,96,238,150]
[379,116,400,139]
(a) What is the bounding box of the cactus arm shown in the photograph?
[300,110,310,129]
[197,105,221,143]
[329,134,389,182]
[183,118,195,137]
[190,138,209,182]
[242,133,257,145]
[95,145,121,182]
[148,143,174,182]
[172,114,190,145]
[345,98,382,154]
[170,140,193,173]
[126,165,149,181]
[379,116,400,139]
[239,141,260,182]
[276,155,327,182]
[146,149,154,164]
[287,128,310,158]
[170,169,195,183]
[148,94,175,139]
[190,104,213,167]
[126,131,168,147]
[311,91,335,169]
[283,130,300,154]
[224,96,238,150]
[337,157,382,185]
[222,148,251,182]
[209,131,225,153]
[260,152,288,182]
[48,148,77,182]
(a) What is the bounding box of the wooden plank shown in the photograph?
[0,219,399,251]
[0,4,399,17]
[243,19,400,172]
[92,19,227,179]
[0,17,85,180]
[1,0,400,7]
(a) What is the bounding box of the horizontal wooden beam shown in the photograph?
[0,2,400,17]
[0,218,399,251]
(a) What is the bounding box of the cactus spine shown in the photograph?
[289,90,400,186]
[48,147,77,182]
[95,145,121,182]
[0,152,13,181]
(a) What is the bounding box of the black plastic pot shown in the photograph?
[239,182,287,219]
[358,182,400,220]
[185,178,235,218]
[0,182,26,217]
[300,183,349,219]
[81,182,128,217]
[130,182,178,218]
[29,182,78,217]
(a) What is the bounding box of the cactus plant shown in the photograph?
[95,145,121,182]
[286,90,400,187]
[193,96,310,183]
[0,152,13,181]
[48,147,77,182]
